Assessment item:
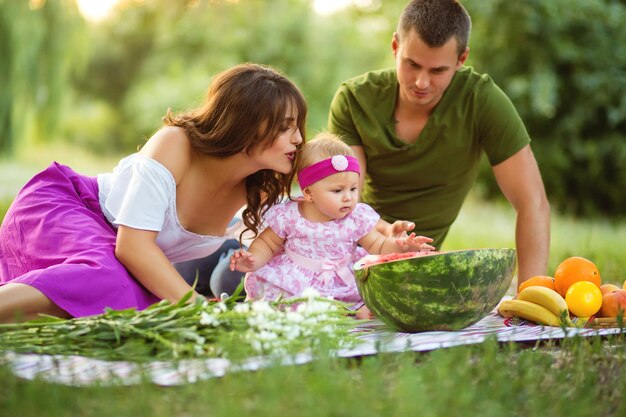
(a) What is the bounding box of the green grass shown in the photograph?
[1,144,626,416]
[1,336,625,417]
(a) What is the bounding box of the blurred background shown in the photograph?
[1,0,625,220]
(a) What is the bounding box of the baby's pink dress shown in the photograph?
[244,200,379,305]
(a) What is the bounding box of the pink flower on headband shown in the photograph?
[298,155,361,189]
[331,155,349,171]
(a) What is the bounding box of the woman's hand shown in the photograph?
[229,249,257,273]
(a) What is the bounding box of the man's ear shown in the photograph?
[302,187,314,202]
[391,32,400,57]
[457,47,470,68]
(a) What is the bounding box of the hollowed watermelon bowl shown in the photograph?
[354,248,516,333]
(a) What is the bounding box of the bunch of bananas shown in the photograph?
[498,286,575,327]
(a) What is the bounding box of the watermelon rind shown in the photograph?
[354,248,516,332]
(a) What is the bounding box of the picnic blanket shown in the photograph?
[2,305,624,387]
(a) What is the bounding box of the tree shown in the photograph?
[67,0,399,152]
[465,0,626,216]
[0,0,85,155]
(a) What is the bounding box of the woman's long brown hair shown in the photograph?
[163,63,307,241]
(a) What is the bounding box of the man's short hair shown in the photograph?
[397,0,471,57]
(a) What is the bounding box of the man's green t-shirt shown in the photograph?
[328,66,530,248]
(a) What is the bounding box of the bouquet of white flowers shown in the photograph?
[0,286,359,362]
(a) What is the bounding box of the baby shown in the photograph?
[230,133,434,318]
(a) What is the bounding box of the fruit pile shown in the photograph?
[498,256,626,327]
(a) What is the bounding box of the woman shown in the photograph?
[0,63,307,322]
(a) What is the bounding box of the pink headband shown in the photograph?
[297,155,361,189]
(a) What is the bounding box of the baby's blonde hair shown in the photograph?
[295,132,354,175]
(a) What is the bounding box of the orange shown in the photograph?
[565,281,603,317]
[518,276,556,293]
[623,279,626,290]
[553,256,601,297]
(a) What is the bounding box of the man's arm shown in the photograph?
[350,145,367,192]
[492,144,551,287]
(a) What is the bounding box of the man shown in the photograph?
[327,0,550,285]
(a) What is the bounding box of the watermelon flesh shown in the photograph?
[354,248,516,333]
[356,251,439,269]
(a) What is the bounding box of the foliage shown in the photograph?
[0,198,11,221]
[67,0,402,153]
[0,0,86,154]
[0,287,357,362]
[4,0,626,216]
[464,0,626,216]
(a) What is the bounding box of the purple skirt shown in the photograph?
[0,162,159,317]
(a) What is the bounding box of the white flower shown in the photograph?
[250,339,263,353]
[282,325,301,340]
[321,325,336,334]
[212,302,228,313]
[246,315,263,327]
[258,331,278,341]
[297,299,334,314]
[285,311,304,323]
[234,303,251,314]
[199,312,220,327]
[251,300,274,314]
[300,287,321,299]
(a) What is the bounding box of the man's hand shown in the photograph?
[388,220,416,238]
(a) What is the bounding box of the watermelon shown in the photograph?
[354,248,516,332]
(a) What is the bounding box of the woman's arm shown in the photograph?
[114,127,198,302]
[115,226,197,302]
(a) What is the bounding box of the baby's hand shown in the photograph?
[229,249,257,272]
[355,305,375,320]
[388,220,415,238]
[396,233,435,252]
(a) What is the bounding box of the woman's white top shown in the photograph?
[97,154,239,263]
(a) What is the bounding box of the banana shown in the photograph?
[517,286,569,318]
[498,299,563,327]
[517,286,575,327]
